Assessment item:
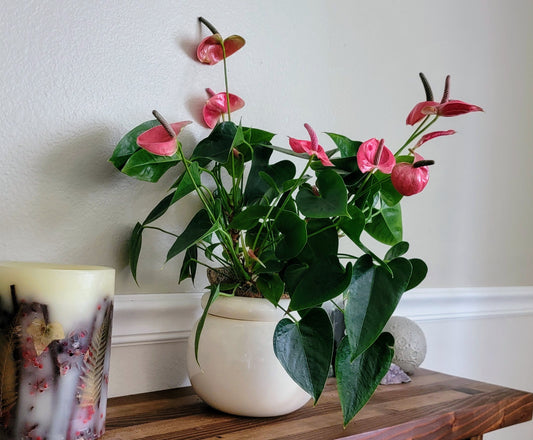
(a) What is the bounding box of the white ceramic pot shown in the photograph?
[187,294,311,417]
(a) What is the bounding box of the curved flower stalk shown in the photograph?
[289,123,333,166]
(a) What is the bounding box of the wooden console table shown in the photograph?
[102,369,533,439]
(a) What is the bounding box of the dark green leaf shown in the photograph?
[194,284,220,364]
[325,133,362,158]
[121,148,181,182]
[343,255,411,360]
[296,169,348,218]
[406,258,428,290]
[166,209,217,262]
[274,211,307,260]
[379,175,403,206]
[256,273,285,305]
[243,127,276,144]
[339,205,366,245]
[191,121,237,163]
[365,202,403,245]
[143,193,174,225]
[273,308,333,403]
[179,245,198,283]
[129,222,144,284]
[171,162,202,204]
[289,260,352,310]
[109,120,159,170]
[335,333,394,426]
[384,241,410,261]
[229,205,272,230]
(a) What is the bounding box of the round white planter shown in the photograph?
[186,294,311,417]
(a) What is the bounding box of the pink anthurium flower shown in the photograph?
[197,34,246,65]
[415,130,456,148]
[137,121,192,156]
[356,138,396,174]
[406,75,483,125]
[391,153,432,196]
[202,88,245,128]
[289,123,333,167]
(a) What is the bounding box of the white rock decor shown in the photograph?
[383,316,427,375]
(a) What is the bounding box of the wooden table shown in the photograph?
[102,369,533,440]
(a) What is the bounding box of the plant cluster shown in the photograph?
[109,17,482,425]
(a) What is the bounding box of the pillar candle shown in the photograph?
[0,262,115,440]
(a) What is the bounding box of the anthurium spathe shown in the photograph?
[391,153,432,196]
[137,120,192,156]
[356,138,395,174]
[415,130,455,148]
[289,123,333,166]
[406,74,483,125]
[196,34,245,65]
[202,89,245,128]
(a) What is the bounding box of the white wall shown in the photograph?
[1,1,533,438]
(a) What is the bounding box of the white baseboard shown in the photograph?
[110,286,533,347]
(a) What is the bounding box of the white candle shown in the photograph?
[0,262,115,440]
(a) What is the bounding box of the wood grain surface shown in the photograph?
[102,369,533,440]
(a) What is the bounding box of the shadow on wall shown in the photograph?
[22,125,132,269]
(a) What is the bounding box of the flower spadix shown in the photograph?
[289,123,333,166]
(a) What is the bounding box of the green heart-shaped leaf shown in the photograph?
[256,273,284,305]
[191,121,238,163]
[274,211,307,260]
[166,209,217,262]
[194,285,220,364]
[325,132,362,158]
[344,255,411,360]
[110,119,159,170]
[273,307,333,403]
[365,202,403,245]
[129,222,144,284]
[289,260,352,310]
[384,241,409,261]
[121,148,182,182]
[406,258,428,290]
[171,161,202,204]
[335,332,394,427]
[296,169,348,218]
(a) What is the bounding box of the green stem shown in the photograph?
[276,303,299,324]
[221,43,231,121]
[143,226,179,238]
[395,115,439,156]
[330,299,345,314]
[252,157,313,252]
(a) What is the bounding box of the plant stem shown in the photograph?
[221,42,232,121]
[143,226,179,238]
[395,115,438,156]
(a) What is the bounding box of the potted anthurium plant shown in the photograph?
[109,17,482,426]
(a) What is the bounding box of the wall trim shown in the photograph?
[111,286,533,347]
